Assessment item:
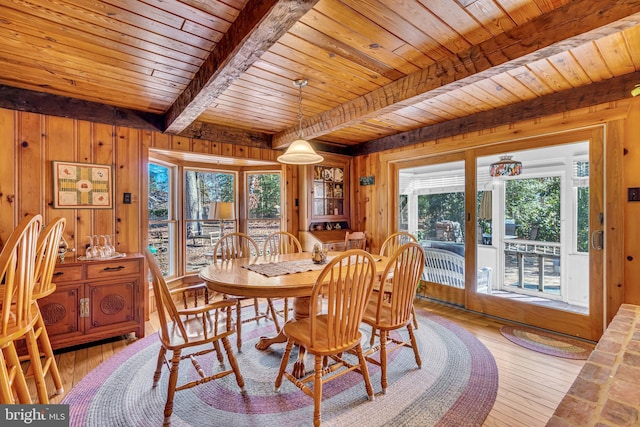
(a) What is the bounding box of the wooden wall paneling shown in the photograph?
[140,129,152,320]
[18,111,43,217]
[220,142,234,157]
[94,122,116,244]
[115,126,142,254]
[282,164,298,236]
[624,99,640,306]
[170,135,190,151]
[210,141,223,156]
[191,138,210,154]
[75,120,96,257]
[605,120,625,325]
[152,132,171,149]
[0,108,16,245]
[361,153,381,252]
[232,144,248,159]
[45,115,77,251]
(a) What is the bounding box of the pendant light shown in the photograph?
[277,79,324,165]
[489,155,522,177]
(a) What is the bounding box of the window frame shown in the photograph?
[183,167,237,274]
[148,160,178,278]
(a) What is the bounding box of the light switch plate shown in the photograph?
[628,188,640,202]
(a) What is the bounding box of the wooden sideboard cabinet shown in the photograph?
[38,253,145,350]
[299,230,349,252]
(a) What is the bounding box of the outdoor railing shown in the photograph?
[504,239,560,292]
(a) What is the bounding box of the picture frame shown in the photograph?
[53,161,113,209]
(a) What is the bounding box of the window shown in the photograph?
[184,169,235,272]
[247,172,282,249]
[148,162,176,276]
[574,160,589,253]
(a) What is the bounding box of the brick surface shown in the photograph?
[601,399,639,426]
[547,304,640,426]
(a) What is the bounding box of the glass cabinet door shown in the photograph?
[312,164,346,218]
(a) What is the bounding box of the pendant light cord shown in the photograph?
[294,79,307,139]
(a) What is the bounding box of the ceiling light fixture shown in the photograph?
[277,79,324,165]
[490,155,522,177]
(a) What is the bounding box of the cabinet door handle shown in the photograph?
[103,266,125,271]
[53,271,64,277]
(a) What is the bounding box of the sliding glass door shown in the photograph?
[398,153,468,306]
[396,129,604,340]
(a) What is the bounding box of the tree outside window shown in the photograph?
[148,163,175,276]
[247,173,282,249]
[184,170,235,272]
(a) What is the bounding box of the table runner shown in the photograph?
[242,257,335,277]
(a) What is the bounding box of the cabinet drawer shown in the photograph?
[52,265,83,283]
[87,259,140,279]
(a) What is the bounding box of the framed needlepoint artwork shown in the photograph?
[53,161,113,209]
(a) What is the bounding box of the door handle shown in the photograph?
[591,230,603,250]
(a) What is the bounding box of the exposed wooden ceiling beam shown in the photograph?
[350,70,640,156]
[272,0,640,148]
[164,0,320,134]
[179,122,272,148]
[0,84,164,131]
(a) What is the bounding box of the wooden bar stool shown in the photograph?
[23,217,66,402]
[0,214,42,404]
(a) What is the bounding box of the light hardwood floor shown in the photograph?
[34,298,584,427]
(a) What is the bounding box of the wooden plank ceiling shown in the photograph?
[1,0,640,156]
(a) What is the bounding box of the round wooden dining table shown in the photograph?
[199,251,389,376]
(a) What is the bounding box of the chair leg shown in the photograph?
[379,330,389,394]
[267,298,280,332]
[221,336,245,391]
[283,298,289,322]
[407,324,422,368]
[236,300,243,352]
[274,339,294,391]
[411,306,419,329]
[4,343,31,404]
[153,346,167,387]
[355,343,374,401]
[163,350,182,427]
[212,340,224,364]
[24,327,48,404]
[34,313,63,394]
[252,298,260,322]
[313,355,323,427]
[0,350,14,403]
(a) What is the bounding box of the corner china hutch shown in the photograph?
[298,153,352,252]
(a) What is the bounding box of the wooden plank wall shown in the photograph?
[0,109,144,255]
[0,107,279,258]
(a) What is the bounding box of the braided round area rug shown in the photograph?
[63,307,498,427]
[500,324,594,359]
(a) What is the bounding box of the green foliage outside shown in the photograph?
[149,163,169,221]
[577,187,589,252]
[417,192,465,241]
[185,171,234,220]
[505,177,560,242]
[248,174,281,219]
